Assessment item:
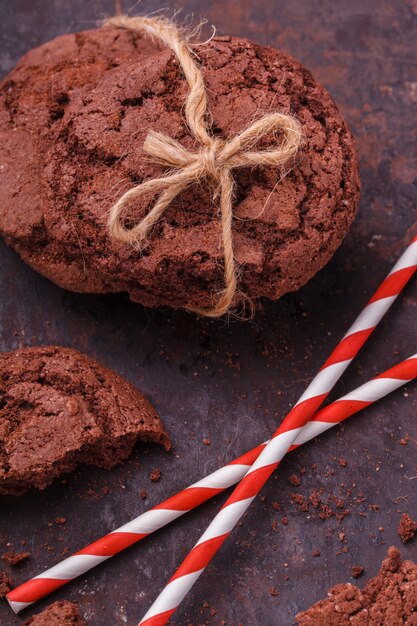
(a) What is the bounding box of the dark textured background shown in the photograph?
[0,1,416,624]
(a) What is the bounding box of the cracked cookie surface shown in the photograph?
[0,345,170,496]
[0,27,360,310]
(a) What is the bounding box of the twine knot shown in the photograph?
[200,140,224,180]
[144,131,225,181]
[106,15,302,317]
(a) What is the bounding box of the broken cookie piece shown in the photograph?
[0,346,170,496]
[24,600,85,625]
[296,546,417,625]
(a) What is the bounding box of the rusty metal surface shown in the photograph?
[0,1,416,624]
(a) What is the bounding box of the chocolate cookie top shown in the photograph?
[0,346,170,496]
[0,26,360,311]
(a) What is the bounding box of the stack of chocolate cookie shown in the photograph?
[0,26,359,312]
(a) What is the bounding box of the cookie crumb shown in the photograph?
[398,512,417,543]
[319,505,333,519]
[309,490,322,508]
[2,550,31,565]
[351,566,364,578]
[0,571,13,597]
[149,468,162,482]
[289,474,301,487]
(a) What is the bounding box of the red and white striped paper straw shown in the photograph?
[8,354,417,617]
[137,236,417,626]
[7,236,417,616]
[137,354,417,626]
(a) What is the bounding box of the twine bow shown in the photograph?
[107,15,302,317]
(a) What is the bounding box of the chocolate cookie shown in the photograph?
[24,601,85,626]
[0,26,360,311]
[0,346,170,496]
[296,546,417,625]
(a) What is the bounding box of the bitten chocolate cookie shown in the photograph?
[296,547,417,625]
[0,346,170,496]
[0,25,360,312]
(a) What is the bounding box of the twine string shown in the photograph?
[106,15,302,317]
